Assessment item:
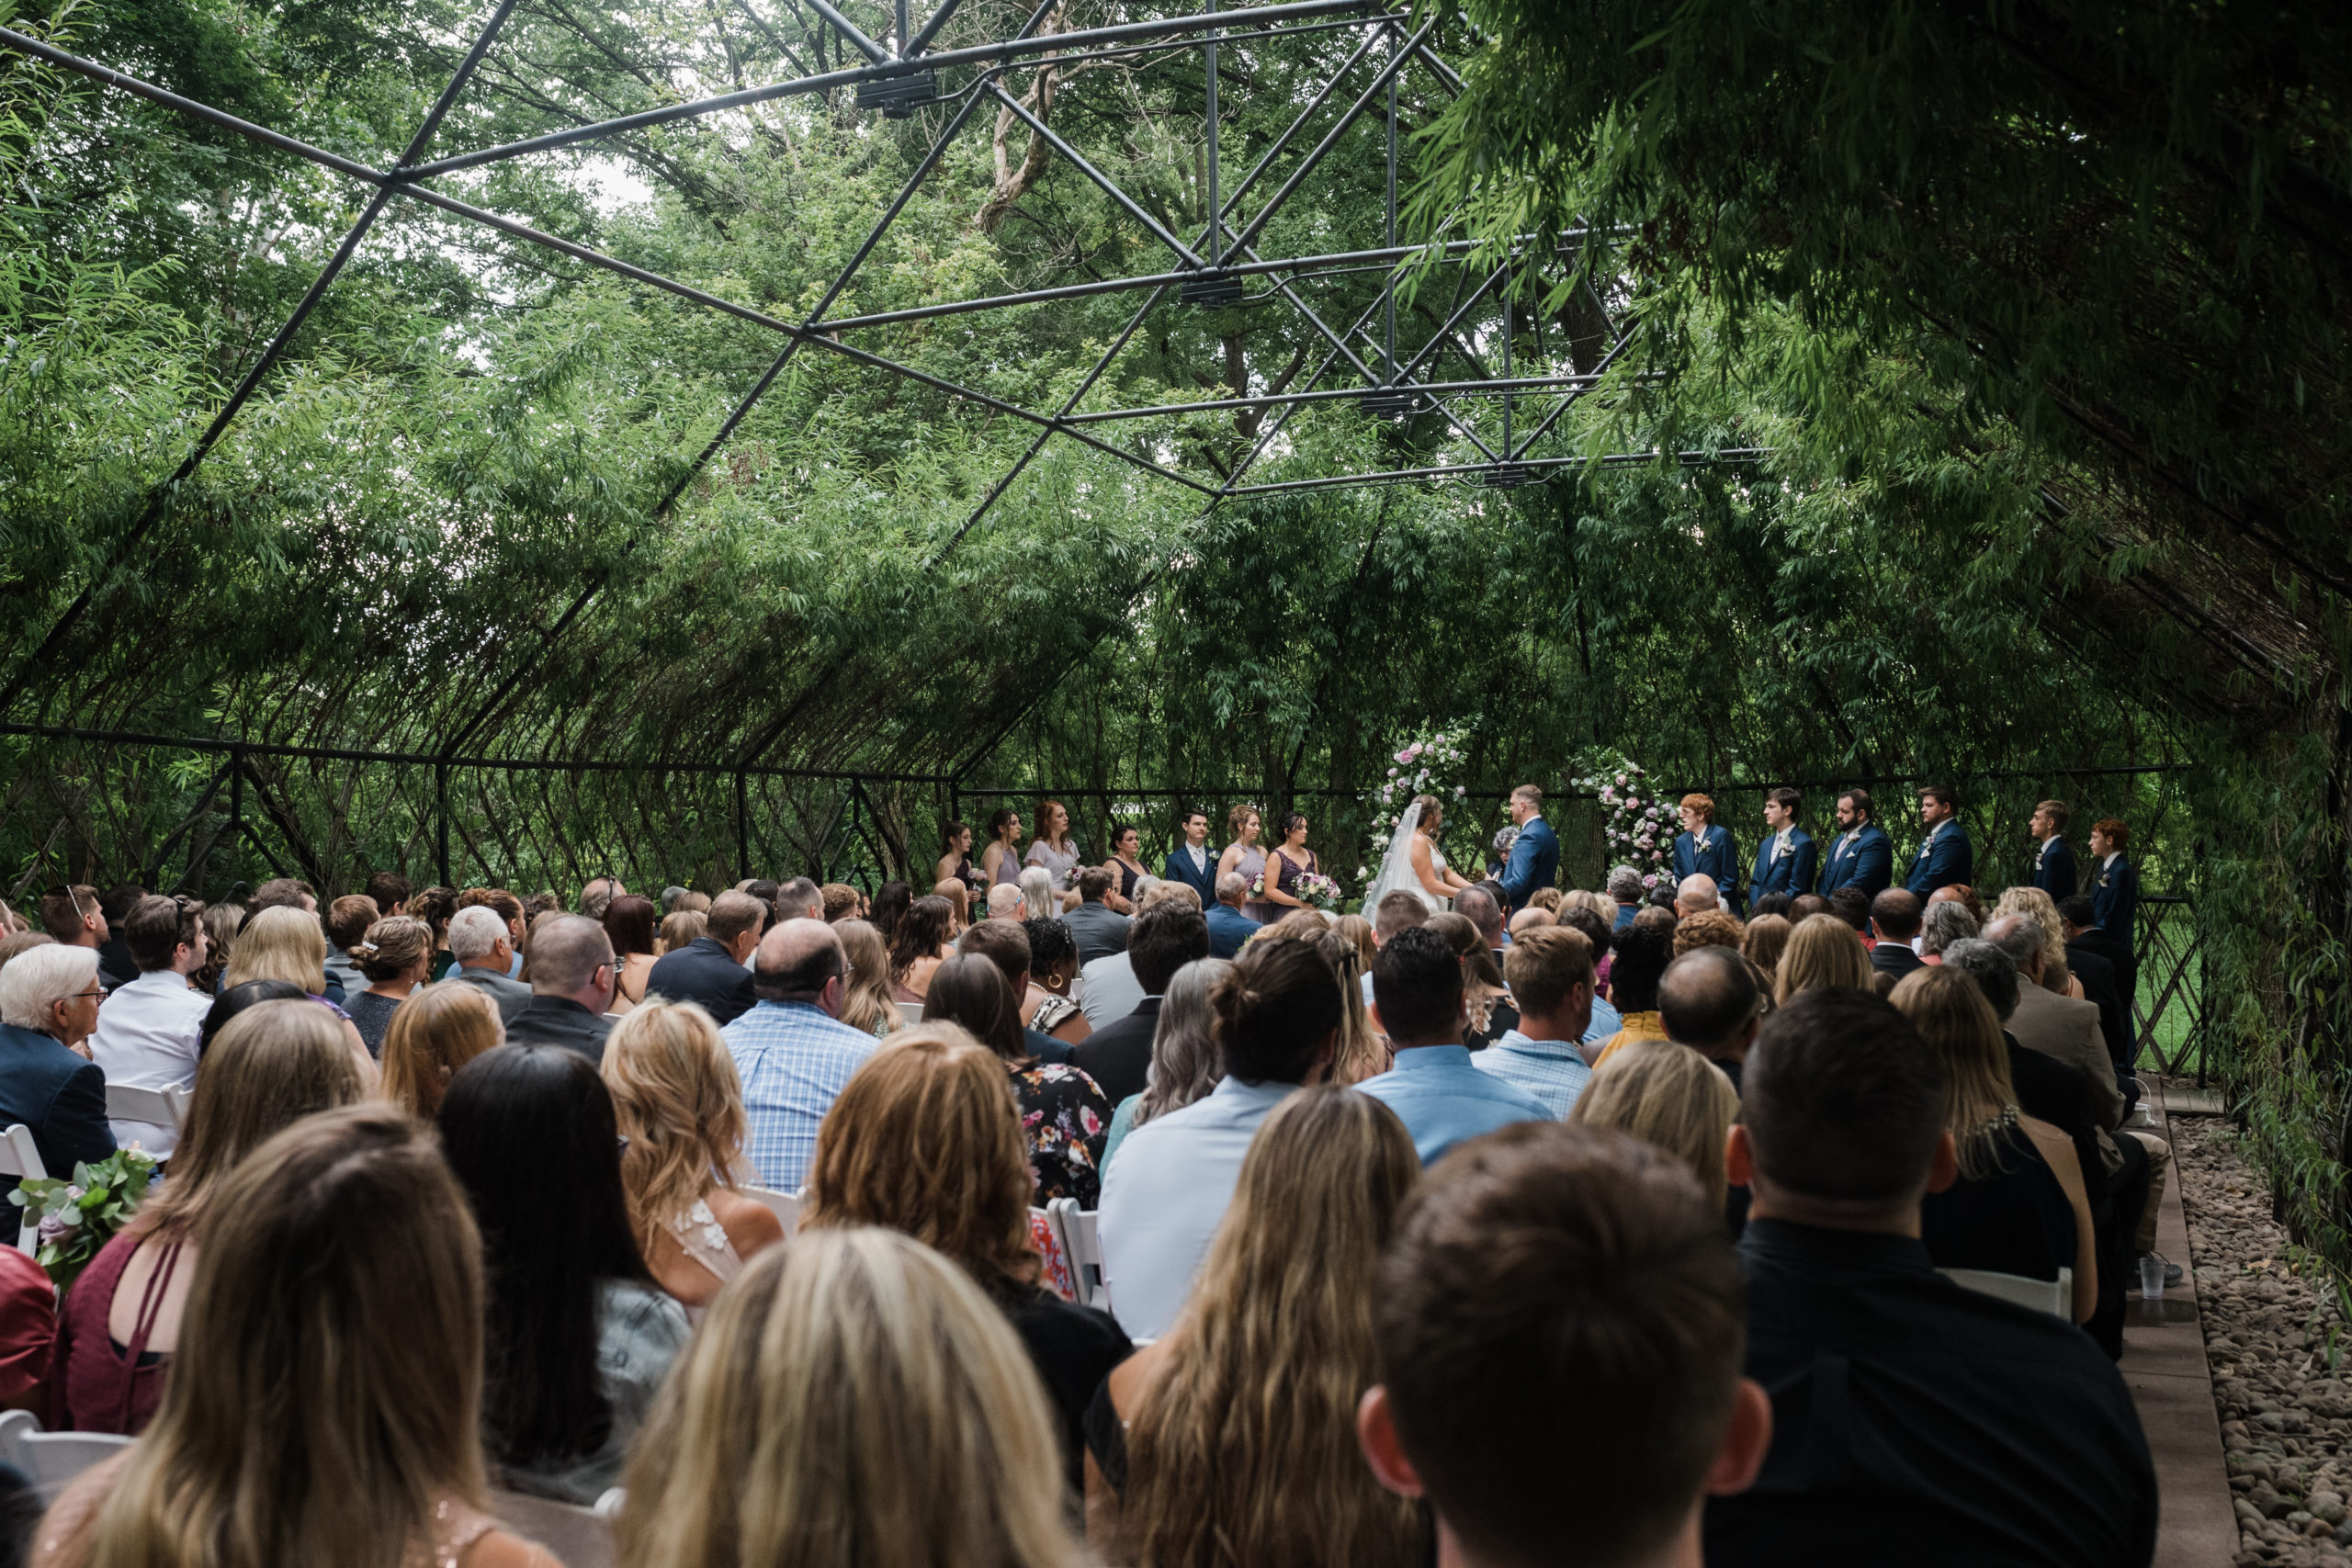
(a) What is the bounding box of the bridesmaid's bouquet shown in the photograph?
[1292,872,1345,911]
[12,1147,160,1289]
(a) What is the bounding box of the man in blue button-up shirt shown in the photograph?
[1361,928,1550,1163]
[719,919,878,1190]
[1475,925,1596,1119]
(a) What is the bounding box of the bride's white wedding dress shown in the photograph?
[1365,802,1453,914]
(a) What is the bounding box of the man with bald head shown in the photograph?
[1658,945,1761,1092]
[719,917,879,1189]
[1674,874,1722,919]
[503,913,619,1062]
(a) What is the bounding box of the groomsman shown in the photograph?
[1816,788,1893,899]
[2030,799,2078,902]
[1904,784,1974,897]
[1160,807,1217,904]
[2089,817,2140,1000]
[1672,794,1742,917]
[1748,787,1817,900]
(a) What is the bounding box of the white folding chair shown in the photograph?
[103,1083,188,1135]
[1046,1197,1109,1312]
[742,1185,800,1237]
[1939,1266,2071,1317]
[0,1410,131,1498]
[0,1126,46,1256]
[490,1489,616,1568]
[897,999,926,1025]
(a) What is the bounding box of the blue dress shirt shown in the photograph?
[1583,993,1622,1043]
[1473,1029,1592,1120]
[718,999,879,1190]
[1357,1044,1552,1164]
[1097,1076,1303,1338]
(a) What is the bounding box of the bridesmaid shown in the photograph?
[981,807,1025,890]
[1023,799,1083,912]
[1102,825,1148,913]
[1218,804,1273,925]
[1261,812,1322,913]
[934,821,981,893]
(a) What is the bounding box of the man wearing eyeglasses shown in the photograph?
[502,914,619,1064]
[0,944,116,1176]
[89,895,211,1159]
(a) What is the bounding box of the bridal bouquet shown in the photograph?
[1571,752,1671,888]
[13,1147,160,1289]
[1291,872,1345,911]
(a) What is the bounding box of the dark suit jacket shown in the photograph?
[1749,829,1817,901]
[1062,901,1132,967]
[503,996,615,1064]
[1160,846,1217,904]
[448,963,533,1024]
[1205,903,1261,960]
[1903,823,1974,897]
[2033,836,2079,903]
[0,1022,114,1178]
[1495,818,1560,912]
[645,937,757,1026]
[2091,856,2139,953]
[1070,997,1161,1104]
[1870,942,1925,984]
[2065,942,2132,1066]
[1674,824,1743,914]
[1817,824,1894,898]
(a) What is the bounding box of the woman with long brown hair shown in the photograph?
[379,980,503,1119]
[1086,1086,1428,1568]
[887,895,957,1004]
[54,1000,369,1434]
[834,918,903,1037]
[37,1104,556,1568]
[603,1000,786,1311]
[803,1026,1131,1497]
[922,956,1111,1204]
[1023,799,1084,912]
[603,894,662,1010]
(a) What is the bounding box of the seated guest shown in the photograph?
[1671,908,1744,958]
[1870,889,1926,983]
[1507,906,1555,939]
[1017,866,1057,923]
[604,894,662,1010]
[887,895,957,1003]
[1571,1041,1740,1205]
[1550,905,1620,1040]
[1750,890,1795,918]
[221,905,370,1060]
[956,919,1070,1062]
[773,877,823,924]
[1062,868,1133,967]
[197,977,304,1054]
[444,905,534,1023]
[1079,881,1202,1029]
[380,980,502,1119]
[0,945,114,1174]
[1089,1088,1424,1567]
[1771,912,1875,1005]
[1891,968,2098,1322]
[1740,912,1792,985]
[1606,864,1647,930]
[832,918,902,1039]
[1359,928,1550,1163]
[1205,872,1263,959]
[1658,944,1760,1091]
[89,895,210,1159]
[579,875,625,921]
[321,893,377,1001]
[1099,938,1340,1339]
[440,1044,689,1504]
[1788,893,1831,921]
[96,884,149,993]
[1827,886,1874,943]
[1100,957,1229,1170]
[1023,917,1091,1044]
[1074,903,1212,1104]
[1358,1123,1772,1568]
[645,890,763,1026]
[603,1001,786,1311]
[719,919,878,1190]
[0,1243,50,1415]
[37,1105,557,1568]
[616,1229,1082,1568]
[345,915,433,1057]
[868,878,913,942]
[1453,882,1510,964]
[1476,927,1597,1117]
[1674,874,1721,919]
[1320,928,1389,1086]
[820,882,863,923]
[55,999,365,1435]
[1704,988,2157,1567]
[502,914,618,1063]
[933,877,972,933]
[804,1031,1131,1497]
[1990,886,2079,996]
[657,908,706,954]
[1428,912,1520,1051]
[987,882,1027,920]
[1918,898,1978,963]
[925,958,1113,1205]
[1589,920,1673,1065]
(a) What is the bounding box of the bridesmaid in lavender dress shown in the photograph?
[1217,803,1274,925]
[1023,798,1084,911]
[981,806,1026,890]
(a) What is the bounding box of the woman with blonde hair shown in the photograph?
[380,980,502,1119]
[1569,1040,1741,1202]
[1331,913,1377,973]
[834,918,902,1037]
[1087,1087,1427,1568]
[1317,930,1386,1086]
[1892,966,2098,1322]
[1216,803,1272,925]
[603,1000,785,1310]
[803,1027,1131,1495]
[1740,911,1792,982]
[53,999,368,1434]
[1990,885,2081,996]
[619,1228,1081,1568]
[1772,912,1877,1004]
[657,908,707,955]
[223,904,372,1065]
[36,1104,556,1568]
[345,914,434,1057]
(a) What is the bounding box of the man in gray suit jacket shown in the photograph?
[447,905,533,1024]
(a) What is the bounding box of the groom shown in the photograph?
[1488,784,1559,914]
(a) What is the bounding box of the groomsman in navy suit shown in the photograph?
[1747,787,1817,901]
[1816,787,1894,898]
[1489,784,1560,912]
[2030,798,2079,903]
[2089,816,2140,1000]
[1671,794,1742,917]
[1160,807,1218,904]
[1904,784,1974,897]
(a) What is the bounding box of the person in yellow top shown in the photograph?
[1589,920,1673,1067]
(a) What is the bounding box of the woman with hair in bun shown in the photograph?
[344,916,434,1058]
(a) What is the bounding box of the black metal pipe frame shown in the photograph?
[1218,447,1777,497]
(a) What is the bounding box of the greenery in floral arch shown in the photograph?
[1571,755,1672,892]
[1355,730,1475,888]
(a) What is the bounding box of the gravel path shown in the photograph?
[2177,1115,2352,1565]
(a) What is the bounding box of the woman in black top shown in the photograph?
[799,1021,1129,1502]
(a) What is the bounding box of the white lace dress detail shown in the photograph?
[667,1198,744,1288]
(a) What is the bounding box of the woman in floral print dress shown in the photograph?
[922,954,1113,1204]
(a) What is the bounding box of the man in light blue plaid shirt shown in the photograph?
[1474,925,1598,1119]
[719,919,878,1190]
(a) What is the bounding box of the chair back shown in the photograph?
[897,999,926,1025]
[0,1126,46,1257]
[1030,1206,1077,1301]
[1938,1265,2072,1316]
[1046,1197,1109,1311]
[0,1411,131,1499]
[104,1083,188,1133]
[741,1185,800,1237]
[490,1489,616,1568]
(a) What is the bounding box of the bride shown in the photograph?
[1365,794,1474,914]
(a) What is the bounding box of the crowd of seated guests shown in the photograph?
[0,810,2170,1568]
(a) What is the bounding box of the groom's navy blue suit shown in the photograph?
[1493,817,1559,912]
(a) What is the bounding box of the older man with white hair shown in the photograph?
[445,905,532,1023]
[0,943,116,1174]
[1673,873,1721,919]
[985,882,1026,920]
